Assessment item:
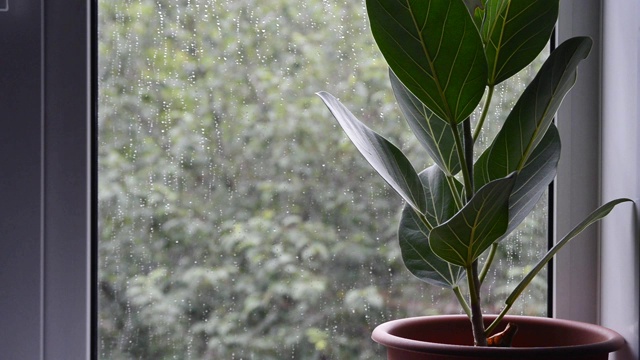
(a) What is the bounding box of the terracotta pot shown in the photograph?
[372,315,625,360]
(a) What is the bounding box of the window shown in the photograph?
[0,1,637,359]
[97,1,549,358]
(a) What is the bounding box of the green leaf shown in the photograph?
[483,0,559,85]
[367,0,488,124]
[505,125,560,233]
[505,198,634,306]
[399,166,464,288]
[390,70,462,176]
[317,91,426,214]
[429,174,516,267]
[480,37,592,183]
[475,124,561,234]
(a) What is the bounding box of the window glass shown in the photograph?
[98,0,548,358]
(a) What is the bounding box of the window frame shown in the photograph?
[554,0,603,324]
[556,1,639,359]
[0,0,637,359]
[0,0,92,359]
[43,1,94,358]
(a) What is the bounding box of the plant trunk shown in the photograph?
[461,118,486,345]
[468,260,487,346]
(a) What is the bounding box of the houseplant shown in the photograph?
[318,0,632,356]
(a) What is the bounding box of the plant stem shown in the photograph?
[479,243,498,284]
[472,85,494,143]
[453,286,471,317]
[485,301,513,337]
[463,118,474,195]
[453,95,484,345]
[450,119,474,201]
[462,112,485,345]
[445,175,464,210]
[466,261,487,346]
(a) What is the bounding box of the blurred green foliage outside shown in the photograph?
[98,0,547,358]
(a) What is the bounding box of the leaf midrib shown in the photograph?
[406,0,456,124]
[487,0,511,84]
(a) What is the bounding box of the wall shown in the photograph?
[601,1,640,359]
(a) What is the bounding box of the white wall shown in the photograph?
[555,0,602,324]
[556,2,639,359]
[600,1,640,359]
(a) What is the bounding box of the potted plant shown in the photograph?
[318,0,632,358]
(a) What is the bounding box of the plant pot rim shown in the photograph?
[372,314,625,356]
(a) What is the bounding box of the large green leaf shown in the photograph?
[480,37,592,182]
[317,91,426,214]
[398,166,464,287]
[483,0,559,85]
[475,124,560,235]
[505,125,560,233]
[367,0,488,124]
[429,174,516,267]
[390,70,462,176]
[505,198,634,307]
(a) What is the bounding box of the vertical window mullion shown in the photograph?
[0,1,45,358]
[42,0,92,359]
